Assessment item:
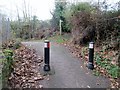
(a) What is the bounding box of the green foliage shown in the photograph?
[62,1,120,48]
[11,15,52,40]
[93,70,101,76]
[64,2,98,45]
[64,2,95,19]
[56,36,65,43]
[107,65,120,78]
[51,0,70,32]
[13,42,20,49]
[2,49,14,88]
[70,2,95,14]
[48,35,69,44]
[3,49,13,56]
[11,15,41,39]
[54,0,66,19]
[94,53,120,78]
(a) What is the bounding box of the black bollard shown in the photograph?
[43,40,50,71]
[87,42,94,70]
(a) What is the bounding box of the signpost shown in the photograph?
[59,19,63,36]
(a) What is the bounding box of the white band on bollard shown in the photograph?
[89,42,94,49]
[44,40,50,48]
[44,43,47,48]
[89,44,93,49]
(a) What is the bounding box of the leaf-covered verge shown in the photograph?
[49,33,119,88]
[2,40,21,88]
[1,40,44,88]
[60,40,119,88]
[8,44,44,88]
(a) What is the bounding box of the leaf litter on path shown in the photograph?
[8,44,44,88]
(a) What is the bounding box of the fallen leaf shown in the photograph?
[39,85,43,88]
[96,83,100,85]
[34,77,43,81]
[28,80,35,83]
[87,85,91,88]
[47,78,50,81]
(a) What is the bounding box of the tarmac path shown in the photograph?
[22,41,110,88]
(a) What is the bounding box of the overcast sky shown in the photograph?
[0,0,119,20]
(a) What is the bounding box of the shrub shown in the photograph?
[2,49,14,88]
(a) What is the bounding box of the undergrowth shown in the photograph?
[2,49,14,88]
[94,52,120,78]
[2,40,21,88]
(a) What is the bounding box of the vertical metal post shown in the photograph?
[43,40,50,71]
[59,20,62,36]
[87,42,94,70]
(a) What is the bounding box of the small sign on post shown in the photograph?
[87,42,94,70]
[43,40,50,71]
